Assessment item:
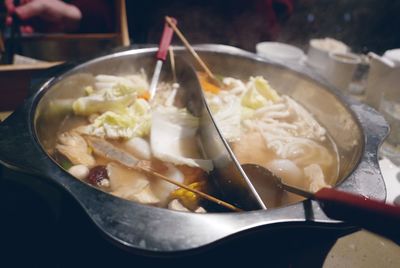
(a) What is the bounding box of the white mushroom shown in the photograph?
[168,199,190,212]
[68,164,89,180]
[194,207,207,213]
[266,159,305,189]
[304,164,329,192]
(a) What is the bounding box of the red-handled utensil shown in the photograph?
[148,17,177,100]
[242,163,400,244]
[315,187,400,244]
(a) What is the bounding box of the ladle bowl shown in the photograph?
[242,163,400,244]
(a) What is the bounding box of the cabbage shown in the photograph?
[44,99,74,119]
[94,74,148,94]
[241,76,280,109]
[153,106,199,129]
[72,93,134,116]
[150,107,213,171]
[73,73,149,116]
[204,76,281,140]
[78,99,151,139]
[130,98,151,116]
[241,106,255,120]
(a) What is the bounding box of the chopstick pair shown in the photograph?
[165,16,222,87]
[149,16,222,100]
[3,0,22,64]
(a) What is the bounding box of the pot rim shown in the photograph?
[0,44,389,254]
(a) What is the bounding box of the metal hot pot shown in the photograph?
[0,44,389,255]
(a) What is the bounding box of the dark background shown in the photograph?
[127,0,400,54]
[278,0,400,54]
[1,0,399,56]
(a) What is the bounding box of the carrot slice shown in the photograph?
[178,165,206,185]
[139,91,150,100]
[197,72,220,94]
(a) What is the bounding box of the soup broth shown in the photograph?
[52,70,339,212]
[200,73,339,207]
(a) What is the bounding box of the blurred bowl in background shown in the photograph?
[256,42,304,63]
[306,38,350,74]
[325,51,362,91]
[383,49,400,67]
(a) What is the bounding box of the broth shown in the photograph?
[201,74,340,208]
[53,70,339,213]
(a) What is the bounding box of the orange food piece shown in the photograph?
[139,91,150,100]
[197,72,220,94]
[177,165,206,185]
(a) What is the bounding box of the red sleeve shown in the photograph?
[69,0,115,33]
[273,0,294,20]
[262,0,294,39]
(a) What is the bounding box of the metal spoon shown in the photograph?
[242,163,400,244]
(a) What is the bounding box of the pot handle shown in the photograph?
[0,64,75,175]
[337,101,389,200]
[0,106,52,175]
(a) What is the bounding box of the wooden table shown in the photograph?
[0,111,12,122]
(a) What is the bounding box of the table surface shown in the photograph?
[0,111,12,121]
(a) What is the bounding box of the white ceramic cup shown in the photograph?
[325,52,362,91]
[383,48,400,66]
[306,38,350,74]
[256,42,304,63]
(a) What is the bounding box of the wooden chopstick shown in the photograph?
[0,32,5,53]
[165,16,221,86]
[169,47,177,83]
[139,166,242,212]
[86,136,240,212]
[116,0,130,46]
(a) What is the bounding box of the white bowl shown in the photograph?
[256,42,304,62]
[306,38,350,73]
[383,49,400,66]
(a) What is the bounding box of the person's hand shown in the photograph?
[5,0,82,33]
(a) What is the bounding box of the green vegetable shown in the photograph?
[79,98,152,139]
[60,159,73,170]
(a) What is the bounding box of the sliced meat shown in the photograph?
[107,162,159,204]
[56,132,95,166]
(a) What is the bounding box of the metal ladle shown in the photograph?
[242,163,400,244]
